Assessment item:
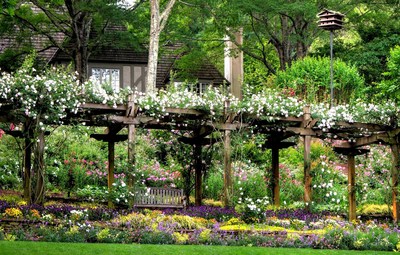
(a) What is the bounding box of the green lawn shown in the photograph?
[0,241,395,255]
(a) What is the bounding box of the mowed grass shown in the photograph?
[0,241,395,255]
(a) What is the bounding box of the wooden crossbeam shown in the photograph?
[90,134,128,142]
[263,141,296,149]
[335,121,390,132]
[333,134,394,148]
[80,103,126,111]
[333,147,370,156]
[178,136,219,145]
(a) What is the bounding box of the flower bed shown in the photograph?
[1,199,400,251]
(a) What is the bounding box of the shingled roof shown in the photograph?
[155,44,227,88]
[1,31,227,88]
[0,32,63,63]
[52,43,227,88]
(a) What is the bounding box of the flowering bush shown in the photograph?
[0,54,84,126]
[69,209,88,222]
[236,196,270,223]
[355,145,392,205]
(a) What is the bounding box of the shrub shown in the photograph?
[96,228,112,243]
[172,232,189,244]
[358,204,391,216]
[236,196,270,223]
[275,56,364,104]
[139,231,174,244]
[198,229,211,243]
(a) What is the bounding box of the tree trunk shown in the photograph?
[147,0,160,93]
[23,137,32,203]
[32,131,45,205]
[146,0,176,93]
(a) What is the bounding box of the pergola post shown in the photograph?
[108,141,115,208]
[347,154,356,221]
[126,94,137,206]
[304,135,312,207]
[303,106,312,208]
[391,142,400,222]
[223,129,232,207]
[334,147,369,222]
[223,100,233,207]
[271,146,280,207]
[194,144,203,206]
[90,131,127,208]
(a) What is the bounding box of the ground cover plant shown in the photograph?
[1,242,396,255]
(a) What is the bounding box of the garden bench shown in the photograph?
[134,187,186,209]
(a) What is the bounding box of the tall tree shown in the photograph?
[146,0,177,92]
[335,1,400,87]
[1,0,144,82]
[184,0,328,75]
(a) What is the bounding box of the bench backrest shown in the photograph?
[134,187,185,208]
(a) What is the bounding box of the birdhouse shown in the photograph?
[317,9,345,31]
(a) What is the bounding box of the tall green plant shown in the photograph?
[274,56,365,104]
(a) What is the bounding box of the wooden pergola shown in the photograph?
[2,97,400,222]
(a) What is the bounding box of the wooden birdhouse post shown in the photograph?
[317,9,344,108]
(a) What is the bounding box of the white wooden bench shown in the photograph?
[134,187,186,209]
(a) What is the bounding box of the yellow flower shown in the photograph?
[172,232,189,244]
[4,208,23,218]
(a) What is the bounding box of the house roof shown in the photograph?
[155,44,227,87]
[1,31,227,87]
[0,33,62,63]
[52,43,227,87]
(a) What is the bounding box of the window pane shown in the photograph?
[90,68,120,92]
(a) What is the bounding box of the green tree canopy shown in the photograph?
[376,45,400,102]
